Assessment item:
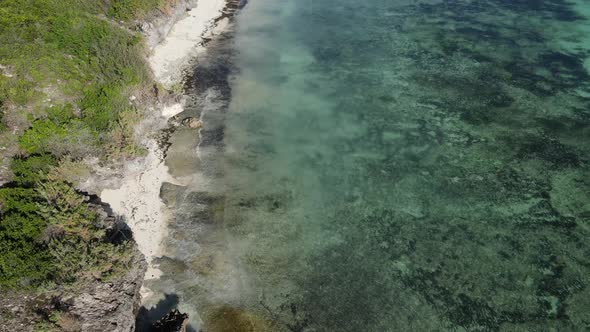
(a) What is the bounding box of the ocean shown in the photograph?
[145,0,590,330]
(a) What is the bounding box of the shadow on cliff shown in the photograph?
[136,293,196,332]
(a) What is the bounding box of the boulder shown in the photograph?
[152,309,189,332]
[181,117,202,129]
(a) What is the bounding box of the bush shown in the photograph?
[10,154,57,187]
[18,119,68,155]
[18,105,98,158]
[108,0,165,20]
[0,0,152,292]
[0,157,132,289]
[49,240,133,283]
[47,158,90,186]
[1,0,153,160]
[0,188,56,288]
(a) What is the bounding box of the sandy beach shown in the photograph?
[100,0,229,299]
[150,0,229,87]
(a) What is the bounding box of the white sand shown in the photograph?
[151,0,228,87]
[100,139,174,282]
[161,102,184,118]
[100,0,228,299]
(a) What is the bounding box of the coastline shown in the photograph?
[138,7,248,330]
[99,0,232,301]
[150,0,230,87]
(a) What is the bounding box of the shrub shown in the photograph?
[0,188,56,288]
[18,111,98,158]
[47,158,90,186]
[18,119,68,155]
[0,0,152,292]
[0,157,128,289]
[108,0,166,20]
[49,240,133,283]
[0,179,133,288]
[10,154,57,187]
[35,181,101,241]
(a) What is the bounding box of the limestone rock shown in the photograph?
[67,244,146,332]
[181,117,202,129]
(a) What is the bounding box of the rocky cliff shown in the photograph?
[0,1,205,331]
[0,198,147,332]
[68,248,146,331]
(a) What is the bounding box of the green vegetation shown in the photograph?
[0,0,152,157]
[0,0,165,291]
[0,174,131,288]
[109,0,168,20]
[33,309,82,331]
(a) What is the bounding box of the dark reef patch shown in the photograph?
[516,135,581,168]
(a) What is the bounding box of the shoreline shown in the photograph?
[139,7,244,330]
[150,0,231,88]
[99,0,233,301]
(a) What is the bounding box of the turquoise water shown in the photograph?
[150,0,590,330]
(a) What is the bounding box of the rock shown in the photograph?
[159,182,187,208]
[168,115,181,127]
[152,309,189,332]
[67,242,146,332]
[0,209,146,332]
[181,117,202,129]
[52,195,146,331]
[180,191,225,224]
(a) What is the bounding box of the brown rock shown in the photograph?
[181,117,202,129]
[68,244,146,332]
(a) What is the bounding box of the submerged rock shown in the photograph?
[181,117,202,129]
[202,305,275,332]
[152,309,189,332]
[159,182,187,208]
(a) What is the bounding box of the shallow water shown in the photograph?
[146,0,590,330]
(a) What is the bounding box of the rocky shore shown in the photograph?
[0,195,146,332]
[99,0,242,330]
[0,1,241,331]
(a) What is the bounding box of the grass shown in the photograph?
[0,0,152,157]
[0,0,168,292]
[109,0,168,21]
